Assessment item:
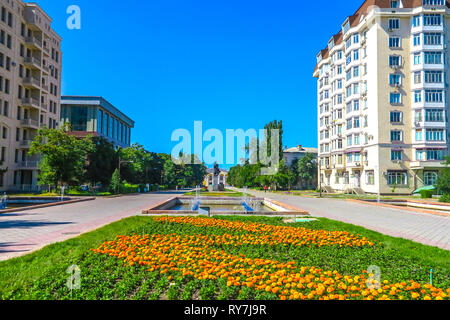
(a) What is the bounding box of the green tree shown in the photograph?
[436,156,450,195]
[119,144,154,184]
[84,137,118,186]
[29,125,94,186]
[297,153,318,189]
[110,169,121,194]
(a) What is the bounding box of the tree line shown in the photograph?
[227,120,318,190]
[29,125,207,193]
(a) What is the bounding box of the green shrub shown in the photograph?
[420,189,434,199]
[439,194,450,203]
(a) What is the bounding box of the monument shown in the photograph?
[213,162,221,191]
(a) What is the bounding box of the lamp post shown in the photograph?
[118,156,133,195]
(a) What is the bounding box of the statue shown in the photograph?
[212,162,224,191]
[214,162,221,177]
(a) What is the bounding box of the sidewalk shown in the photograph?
[234,188,450,251]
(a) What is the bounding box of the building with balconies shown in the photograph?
[61,96,135,148]
[0,0,62,192]
[314,0,449,195]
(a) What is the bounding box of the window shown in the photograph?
[346,153,353,163]
[366,171,375,185]
[426,149,444,160]
[353,34,359,44]
[424,71,443,83]
[415,129,423,141]
[389,55,401,66]
[387,171,407,185]
[347,135,352,146]
[390,93,401,104]
[425,109,444,122]
[423,14,442,26]
[390,74,401,85]
[389,37,400,48]
[425,90,443,103]
[354,134,360,145]
[353,117,360,128]
[424,52,442,64]
[422,0,445,5]
[425,129,444,141]
[390,130,402,142]
[412,15,421,27]
[416,150,424,161]
[391,150,403,160]
[414,91,422,103]
[353,66,359,77]
[353,50,359,61]
[391,0,399,8]
[389,19,400,30]
[353,100,359,111]
[423,33,442,45]
[413,53,421,65]
[390,111,402,123]
[413,34,421,46]
[414,72,422,84]
[424,171,438,186]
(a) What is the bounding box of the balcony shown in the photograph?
[41,83,49,92]
[17,161,39,169]
[23,56,42,69]
[23,77,41,90]
[21,118,40,130]
[41,64,50,74]
[24,36,42,49]
[20,140,33,148]
[21,97,40,109]
[43,45,50,55]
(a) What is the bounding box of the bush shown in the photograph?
[420,189,434,199]
[439,194,450,203]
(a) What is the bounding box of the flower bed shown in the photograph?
[90,217,448,300]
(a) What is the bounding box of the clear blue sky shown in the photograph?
[37,0,363,167]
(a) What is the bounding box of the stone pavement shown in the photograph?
[240,189,450,251]
[0,192,180,261]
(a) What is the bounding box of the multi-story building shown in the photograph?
[61,96,135,148]
[314,0,449,195]
[0,0,62,192]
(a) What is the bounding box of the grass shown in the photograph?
[0,215,448,300]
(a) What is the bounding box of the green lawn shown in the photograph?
[0,215,448,300]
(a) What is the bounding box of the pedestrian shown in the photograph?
[268,186,271,193]
[264,185,267,193]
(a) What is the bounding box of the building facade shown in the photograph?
[283,145,318,166]
[314,0,449,195]
[61,96,135,148]
[203,168,228,188]
[0,0,62,192]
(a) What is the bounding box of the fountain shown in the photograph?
[0,192,7,209]
[60,186,66,202]
[191,185,201,211]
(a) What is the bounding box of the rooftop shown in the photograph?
[61,96,135,127]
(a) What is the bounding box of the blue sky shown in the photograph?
[36,0,364,167]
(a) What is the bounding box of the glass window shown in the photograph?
[387,171,407,185]
[424,171,438,186]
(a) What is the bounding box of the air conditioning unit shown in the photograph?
[414,122,420,127]
[382,172,388,176]
[355,162,361,166]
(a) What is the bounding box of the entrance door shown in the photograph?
[354,171,361,188]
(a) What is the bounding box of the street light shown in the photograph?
[118,156,133,194]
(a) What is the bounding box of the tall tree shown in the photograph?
[84,137,118,186]
[29,126,94,186]
[297,153,318,189]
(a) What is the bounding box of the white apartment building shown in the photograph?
[313,0,449,195]
[0,0,62,192]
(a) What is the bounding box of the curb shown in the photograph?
[347,199,450,218]
[0,197,96,214]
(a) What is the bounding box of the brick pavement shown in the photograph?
[238,189,450,251]
[0,192,180,261]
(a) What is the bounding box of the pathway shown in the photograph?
[0,192,179,261]
[240,189,450,251]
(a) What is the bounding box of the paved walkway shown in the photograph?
[240,189,450,251]
[0,192,179,261]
